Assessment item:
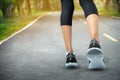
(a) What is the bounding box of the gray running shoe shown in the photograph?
[65,52,78,68]
[87,39,105,69]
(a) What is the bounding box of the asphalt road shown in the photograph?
[0,12,120,80]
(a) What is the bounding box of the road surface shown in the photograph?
[0,12,120,80]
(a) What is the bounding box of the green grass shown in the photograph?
[0,11,48,41]
[99,8,120,17]
[0,7,120,42]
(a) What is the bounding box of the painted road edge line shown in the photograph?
[103,33,118,42]
[79,19,87,24]
[112,16,120,19]
[0,13,49,45]
[83,21,87,24]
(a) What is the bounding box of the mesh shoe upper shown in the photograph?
[89,39,101,49]
[66,52,77,63]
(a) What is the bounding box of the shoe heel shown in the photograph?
[88,58,105,69]
[87,48,105,69]
[65,63,78,68]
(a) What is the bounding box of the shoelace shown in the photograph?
[90,39,99,45]
[67,53,75,58]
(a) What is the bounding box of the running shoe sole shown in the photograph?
[65,63,78,68]
[87,48,105,70]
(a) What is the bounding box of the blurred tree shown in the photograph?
[103,0,110,10]
[0,0,17,18]
[42,0,51,10]
[116,0,120,12]
[16,0,25,15]
[111,0,117,9]
[34,0,40,11]
[52,0,61,11]
[0,0,33,17]
[0,1,3,11]
[2,0,119,18]
[26,0,31,14]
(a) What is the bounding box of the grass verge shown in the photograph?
[0,11,48,41]
[99,8,120,17]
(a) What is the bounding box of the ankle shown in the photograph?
[91,38,99,42]
[66,51,74,56]
[66,49,73,53]
[91,37,99,42]
[89,39,101,49]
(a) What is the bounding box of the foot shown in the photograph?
[65,52,78,68]
[87,39,105,70]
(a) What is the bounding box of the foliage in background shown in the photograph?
[0,0,120,41]
[0,0,120,18]
[0,11,47,41]
[95,0,120,17]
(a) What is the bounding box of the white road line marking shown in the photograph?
[0,13,49,45]
[79,19,87,24]
[83,21,87,24]
[103,33,118,42]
